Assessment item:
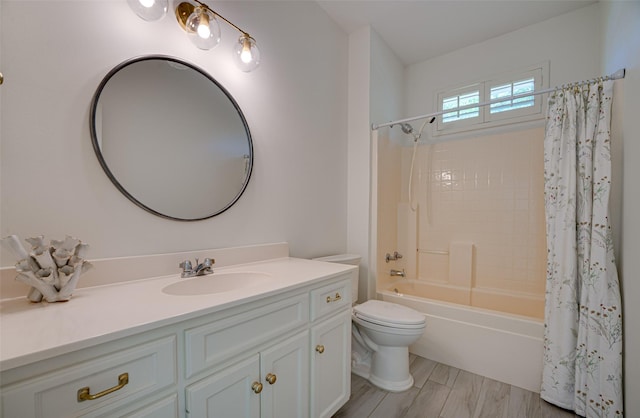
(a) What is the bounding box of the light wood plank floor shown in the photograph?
[333,354,580,418]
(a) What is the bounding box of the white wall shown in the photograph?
[406,4,602,120]
[370,31,405,130]
[600,2,640,415]
[347,26,372,302]
[347,27,404,302]
[369,31,405,294]
[0,1,349,264]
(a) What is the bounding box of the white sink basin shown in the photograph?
[162,272,272,296]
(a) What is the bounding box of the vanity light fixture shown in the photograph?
[128,0,260,72]
[128,0,168,22]
[176,2,221,51]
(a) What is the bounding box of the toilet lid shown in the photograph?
[353,300,425,328]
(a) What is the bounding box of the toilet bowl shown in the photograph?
[352,300,426,391]
[312,254,427,392]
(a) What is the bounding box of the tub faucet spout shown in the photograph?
[390,269,405,278]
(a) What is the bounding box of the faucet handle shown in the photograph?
[385,251,404,263]
[202,258,215,268]
[179,261,194,278]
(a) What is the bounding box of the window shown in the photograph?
[489,78,535,114]
[443,90,480,123]
[437,84,483,130]
[435,63,548,135]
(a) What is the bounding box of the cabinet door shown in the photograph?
[310,309,351,418]
[260,331,310,418]
[186,355,260,418]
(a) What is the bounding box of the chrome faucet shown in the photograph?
[179,257,215,278]
[390,269,405,278]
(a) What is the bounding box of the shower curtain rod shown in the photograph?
[371,68,626,131]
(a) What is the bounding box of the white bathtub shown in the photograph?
[379,280,544,392]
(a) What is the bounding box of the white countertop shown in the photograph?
[0,257,355,372]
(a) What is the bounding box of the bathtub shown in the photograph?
[379,280,544,392]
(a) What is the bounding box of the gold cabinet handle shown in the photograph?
[326,292,342,303]
[316,344,325,354]
[251,381,263,394]
[265,373,277,385]
[77,373,129,402]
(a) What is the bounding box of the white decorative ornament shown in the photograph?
[1,235,93,303]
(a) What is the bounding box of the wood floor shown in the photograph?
[333,354,580,418]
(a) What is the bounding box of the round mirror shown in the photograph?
[90,56,253,221]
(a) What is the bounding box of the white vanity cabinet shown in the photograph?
[0,335,178,418]
[0,270,353,418]
[185,332,310,418]
[184,276,351,418]
[183,291,311,418]
[310,281,352,418]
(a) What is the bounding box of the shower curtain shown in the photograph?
[541,80,622,418]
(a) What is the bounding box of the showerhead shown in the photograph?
[391,117,436,141]
[400,123,414,135]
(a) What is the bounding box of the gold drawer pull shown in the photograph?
[316,345,325,354]
[326,292,342,303]
[265,373,277,385]
[252,381,263,394]
[77,373,129,402]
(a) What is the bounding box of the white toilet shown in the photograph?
[313,254,426,392]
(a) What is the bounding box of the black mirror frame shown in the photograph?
[89,55,254,221]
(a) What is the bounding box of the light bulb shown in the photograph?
[127,0,167,21]
[240,40,253,64]
[197,24,211,39]
[185,7,220,50]
[196,13,211,39]
[234,34,260,72]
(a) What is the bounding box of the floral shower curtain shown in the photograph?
[541,79,622,418]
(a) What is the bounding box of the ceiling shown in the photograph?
[317,0,597,66]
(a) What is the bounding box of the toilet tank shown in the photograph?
[312,254,360,303]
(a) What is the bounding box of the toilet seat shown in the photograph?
[353,300,425,329]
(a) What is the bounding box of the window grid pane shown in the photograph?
[442,91,480,123]
[489,78,535,114]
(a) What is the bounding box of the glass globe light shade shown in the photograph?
[127,0,168,21]
[185,7,221,50]
[234,34,260,72]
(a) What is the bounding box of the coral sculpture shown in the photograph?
[1,235,92,302]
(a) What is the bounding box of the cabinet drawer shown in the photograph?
[91,393,178,418]
[185,293,309,378]
[119,394,179,418]
[1,336,176,418]
[310,278,351,321]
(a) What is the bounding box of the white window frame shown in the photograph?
[434,62,549,136]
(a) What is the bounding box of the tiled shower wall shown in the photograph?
[409,126,547,310]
